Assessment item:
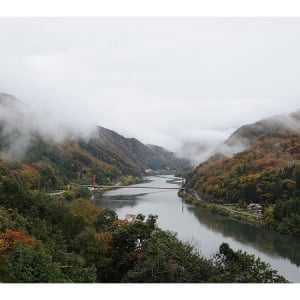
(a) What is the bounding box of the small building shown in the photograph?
[247,203,262,214]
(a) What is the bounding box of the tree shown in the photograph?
[3,243,66,283]
[95,214,159,282]
[0,177,33,212]
[294,167,300,189]
[0,229,35,253]
[242,182,257,204]
[123,230,216,283]
[32,162,57,191]
[11,163,41,190]
[278,213,300,236]
[61,213,88,242]
[213,243,288,283]
[263,206,275,228]
[58,252,97,283]
[71,198,101,222]
[94,209,118,232]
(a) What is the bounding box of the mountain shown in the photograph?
[188,110,300,195]
[0,92,190,190]
[0,92,19,107]
[147,144,191,170]
[226,110,300,148]
[186,110,300,235]
[90,126,189,171]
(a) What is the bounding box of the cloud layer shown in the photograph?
[1,18,300,164]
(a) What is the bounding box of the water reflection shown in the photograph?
[188,206,300,267]
[95,194,140,210]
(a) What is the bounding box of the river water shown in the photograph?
[95,175,300,282]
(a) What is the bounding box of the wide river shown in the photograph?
[95,175,300,282]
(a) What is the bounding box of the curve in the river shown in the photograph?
[95,175,300,282]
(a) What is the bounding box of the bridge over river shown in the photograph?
[70,183,186,190]
[70,175,186,190]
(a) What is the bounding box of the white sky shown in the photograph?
[1,16,300,157]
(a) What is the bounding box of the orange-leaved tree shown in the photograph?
[0,229,35,253]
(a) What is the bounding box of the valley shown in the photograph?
[1,92,300,283]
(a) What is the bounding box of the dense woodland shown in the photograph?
[0,163,287,282]
[187,116,300,236]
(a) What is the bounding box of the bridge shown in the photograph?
[70,183,185,190]
[69,175,186,190]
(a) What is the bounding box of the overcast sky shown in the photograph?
[1,17,300,159]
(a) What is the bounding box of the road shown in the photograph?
[45,191,66,196]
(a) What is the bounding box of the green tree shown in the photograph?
[61,213,88,242]
[213,243,288,283]
[58,252,97,283]
[0,177,32,212]
[123,230,216,283]
[264,206,275,228]
[278,213,300,236]
[242,182,257,204]
[94,209,118,231]
[3,243,66,283]
[71,198,101,222]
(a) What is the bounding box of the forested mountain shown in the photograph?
[147,144,191,170]
[91,126,190,171]
[0,92,190,190]
[226,110,300,149]
[187,110,300,236]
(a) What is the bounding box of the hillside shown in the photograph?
[147,144,191,170]
[88,127,190,171]
[187,110,300,236]
[0,92,190,190]
[226,110,300,148]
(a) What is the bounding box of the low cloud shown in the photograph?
[0,92,98,160]
[1,18,300,165]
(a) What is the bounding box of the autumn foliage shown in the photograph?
[187,121,300,236]
[0,229,35,253]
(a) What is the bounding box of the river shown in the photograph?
[95,175,300,282]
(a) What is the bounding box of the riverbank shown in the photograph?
[178,191,264,226]
[96,175,300,282]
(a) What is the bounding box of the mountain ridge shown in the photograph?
[0,92,191,190]
[186,109,300,236]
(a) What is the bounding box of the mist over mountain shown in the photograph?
[177,136,244,166]
[0,92,36,159]
[147,144,190,170]
[182,109,300,167]
[3,91,300,171]
[3,18,300,168]
[185,109,300,237]
[226,110,300,147]
[0,92,190,185]
[198,109,300,169]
